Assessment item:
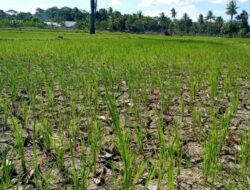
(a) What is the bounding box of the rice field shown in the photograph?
[0,30,250,189]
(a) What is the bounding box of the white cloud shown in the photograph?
[139,0,249,7]
[210,0,248,3]
[139,0,200,7]
[110,0,122,6]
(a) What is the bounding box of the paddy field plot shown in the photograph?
[0,30,250,189]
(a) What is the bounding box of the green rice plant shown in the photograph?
[78,137,92,190]
[3,97,10,130]
[32,129,40,188]
[166,148,175,190]
[134,122,144,152]
[39,119,53,152]
[145,163,156,188]
[239,128,250,187]
[230,86,240,115]
[157,115,167,187]
[218,113,231,152]
[189,76,198,100]
[209,70,218,104]
[180,97,185,122]
[202,119,220,186]
[21,102,29,128]
[132,161,147,188]
[129,89,144,151]
[10,117,26,172]
[103,74,135,189]
[191,108,202,128]
[69,116,80,147]
[8,69,18,102]
[69,137,79,190]
[88,117,102,173]
[39,171,51,190]
[0,149,13,189]
[192,108,203,141]
[173,124,183,175]
[223,67,233,95]
[157,116,177,190]
[52,130,65,171]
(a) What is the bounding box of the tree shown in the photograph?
[90,0,97,34]
[236,10,249,30]
[178,13,192,34]
[16,12,33,21]
[60,7,74,21]
[72,7,86,20]
[96,8,108,21]
[214,16,224,34]
[221,21,238,37]
[159,12,171,34]
[206,10,215,22]
[226,0,238,21]
[198,14,205,33]
[137,11,143,19]
[46,7,60,22]
[198,14,204,25]
[35,8,49,21]
[236,10,249,36]
[171,8,177,19]
[0,10,7,19]
[206,11,215,35]
[109,11,122,31]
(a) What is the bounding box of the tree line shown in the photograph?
[0,0,249,37]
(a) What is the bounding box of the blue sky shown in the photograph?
[1,0,250,20]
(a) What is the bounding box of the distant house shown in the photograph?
[64,21,77,28]
[44,22,61,27]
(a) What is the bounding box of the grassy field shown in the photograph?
[0,30,250,189]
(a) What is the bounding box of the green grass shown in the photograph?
[0,29,249,189]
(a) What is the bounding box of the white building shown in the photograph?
[44,22,62,27]
[64,21,77,28]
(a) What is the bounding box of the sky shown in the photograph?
[1,0,250,21]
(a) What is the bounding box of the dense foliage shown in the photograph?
[0,0,249,37]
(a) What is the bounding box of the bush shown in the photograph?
[221,21,238,37]
[238,28,247,37]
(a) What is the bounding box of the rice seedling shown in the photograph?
[10,117,26,172]
[0,30,249,189]
[239,128,250,187]
[0,149,13,189]
[202,118,220,185]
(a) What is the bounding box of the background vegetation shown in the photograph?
[0,0,249,37]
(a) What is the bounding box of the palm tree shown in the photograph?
[206,10,215,22]
[183,13,189,21]
[171,8,177,19]
[198,14,205,33]
[226,0,238,21]
[198,14,204,25]
[108,7,113,17]
[236,10,249,29]
[160,12,166,20]
[159,12,167,31]
[137,11,143,19]
[90,0,97,34]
